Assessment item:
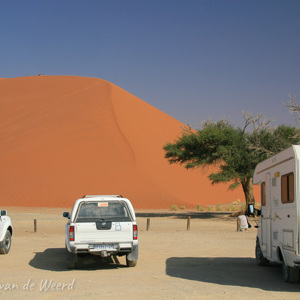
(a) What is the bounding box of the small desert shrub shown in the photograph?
[216,203,222,211]
[255,203,261,210]
[180,206,186,210]
[227,205,237,211]
[232,199,241,206]
[171,205,178,211]
[207,206,213,211]
[196,204,205,211]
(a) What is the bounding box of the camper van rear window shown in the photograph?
[281,172,294,204]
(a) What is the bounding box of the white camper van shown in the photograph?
[253,145,300,282]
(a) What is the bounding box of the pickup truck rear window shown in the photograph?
[75,201,132,222]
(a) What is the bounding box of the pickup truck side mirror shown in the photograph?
[0,210,7,216]
[63,212,70,219]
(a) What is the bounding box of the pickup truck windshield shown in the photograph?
[75,201,132,222]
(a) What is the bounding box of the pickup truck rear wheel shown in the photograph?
[0,230,11,254]
[126,256,137,267]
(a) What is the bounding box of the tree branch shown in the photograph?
[241,111,272,134]
[284,96,300,122]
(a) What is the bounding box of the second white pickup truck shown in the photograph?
[63,195,138,269]
[0,210,13,254]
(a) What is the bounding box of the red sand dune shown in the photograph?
[0,76,256,208]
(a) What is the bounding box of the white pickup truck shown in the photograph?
[0,210,13,254]
[63,195,138,269]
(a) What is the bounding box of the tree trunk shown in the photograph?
[241,177,255,206]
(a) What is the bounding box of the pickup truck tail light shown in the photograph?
[69,225,74,241]
[133,225,138,240]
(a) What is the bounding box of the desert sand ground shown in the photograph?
[1,207,300,300]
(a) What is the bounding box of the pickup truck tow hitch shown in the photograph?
[101,250,108,257]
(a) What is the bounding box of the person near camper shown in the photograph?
[237,214,250,231]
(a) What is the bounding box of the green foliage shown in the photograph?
[248,125,300,157]
[180,206,186,210]
[196,204,205,211]
[170,205,178,211]
[164,120,260,184]
[163,113,300,205]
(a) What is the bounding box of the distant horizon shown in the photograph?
[1,0,299,128]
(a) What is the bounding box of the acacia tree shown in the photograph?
[163,113,300,205]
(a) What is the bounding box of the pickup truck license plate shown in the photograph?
[93,244,115,250]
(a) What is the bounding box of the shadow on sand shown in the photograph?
[136,212,231,220]
[166,257,300,292]
[29,248,126,271]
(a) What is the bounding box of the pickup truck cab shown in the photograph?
[0,210,13,254]
[63,195,138,268]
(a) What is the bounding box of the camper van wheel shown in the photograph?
[282,260,299,283]
[255,240,268,266]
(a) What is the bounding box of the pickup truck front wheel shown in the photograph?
[0,230,11,254]
[126,255,137,267]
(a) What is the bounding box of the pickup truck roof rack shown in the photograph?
[82,195,123,198]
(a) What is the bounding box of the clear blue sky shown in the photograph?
[1,0,299,128]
